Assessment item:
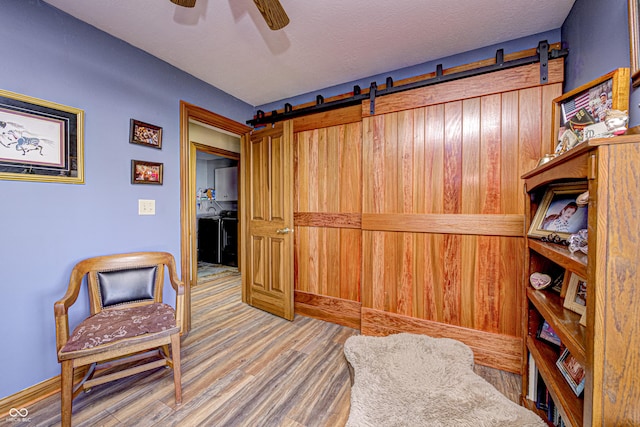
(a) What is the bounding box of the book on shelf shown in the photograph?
[536,372,548,411]
[527,353,538,401]
[532,373,567,427]
[546,393,555,423]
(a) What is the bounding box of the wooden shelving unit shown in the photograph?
[520,135,640,426]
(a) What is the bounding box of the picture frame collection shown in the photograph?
[0,88,165,186]
[129,119,164,185]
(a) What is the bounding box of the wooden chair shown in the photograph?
[54,251,184,426]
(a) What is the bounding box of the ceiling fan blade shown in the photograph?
[170,0,196,7]
[253,0,290,30]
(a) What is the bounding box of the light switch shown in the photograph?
[138,199,155,215]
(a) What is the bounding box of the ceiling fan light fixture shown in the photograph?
[170,0,197,8]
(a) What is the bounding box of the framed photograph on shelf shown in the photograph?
[130,119,162,149]
[536,320,561,347]
[0,89,84,184]
[629,0,640,87]
[551,272,565,294]
[556,348,586,396]
[528,182,588,240]
[131,160,163,185]
[550,68,629,154]
[563,273,587,316]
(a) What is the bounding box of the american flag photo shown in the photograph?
[561,91,591,123]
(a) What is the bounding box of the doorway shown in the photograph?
[195,148,239,285]
[179,101,251,333]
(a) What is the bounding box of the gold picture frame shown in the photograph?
[563,273,587,316]
[528,182,588,240]
[0,89,84,184]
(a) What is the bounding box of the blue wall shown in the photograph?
[0,0,253,399]
[562,0,639,127]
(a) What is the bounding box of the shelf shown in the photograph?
[528,287,586,365]
[521,144,590,191]
[527,337,583,427]
[528,240,587,278]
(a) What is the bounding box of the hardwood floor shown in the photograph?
[25,273,521,426]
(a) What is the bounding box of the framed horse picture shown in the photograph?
[0,89,84,184]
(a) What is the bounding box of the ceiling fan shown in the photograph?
[170,0,290,31]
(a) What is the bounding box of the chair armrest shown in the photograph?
[165,255,185,296]
[164,256,185,334]
[54,266,85,353]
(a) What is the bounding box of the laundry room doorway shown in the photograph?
[179,101,250,333]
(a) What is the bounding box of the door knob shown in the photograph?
[276,227,293,234]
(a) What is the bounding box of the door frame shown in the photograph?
[179,101,251,333]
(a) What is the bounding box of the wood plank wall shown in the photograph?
[294,121,363,327]
[292,60,563,372]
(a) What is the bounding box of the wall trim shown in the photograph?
[360,307,522,374]
[0,369,87,418]
[295,291,361,330]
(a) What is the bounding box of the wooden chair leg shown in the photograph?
[60,360,74,427]
[170,333,182,404]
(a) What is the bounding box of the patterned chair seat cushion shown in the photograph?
[60,303,176,354]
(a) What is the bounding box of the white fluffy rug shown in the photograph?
[343,333,545,427]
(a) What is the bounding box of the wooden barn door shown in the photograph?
[241,121,295,320]
[358,60,564,372]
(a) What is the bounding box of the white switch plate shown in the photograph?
[138,199,155,215]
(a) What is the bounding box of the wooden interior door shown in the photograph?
[241,121,294,320]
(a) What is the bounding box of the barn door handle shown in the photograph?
[276,227,293,234]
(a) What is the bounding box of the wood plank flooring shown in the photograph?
[24,273,520,426]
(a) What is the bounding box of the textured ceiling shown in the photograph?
[44,0,575,106]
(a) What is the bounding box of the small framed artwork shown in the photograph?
[536,320,561,347]
[0,89,84,184]
[130,119,162,149]
[556,348,586,396]
[563,273,587,316]
[551,272,565,294]
[131,160,163,185]
[528,182,588,240]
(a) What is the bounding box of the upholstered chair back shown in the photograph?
[68,253,170,315]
